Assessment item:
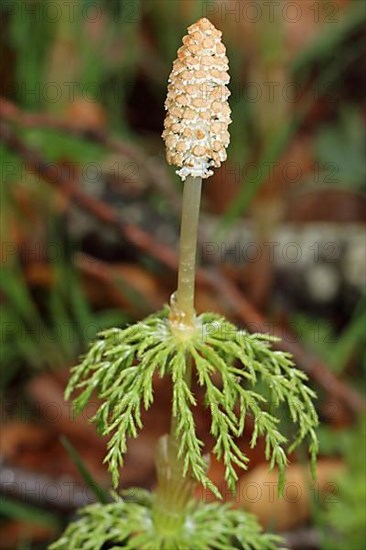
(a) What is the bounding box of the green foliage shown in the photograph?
[0,253,127,388]
[315,107,366,189]
[21,128,106,164]
[219,3,366,230]
[67,308,318,497]
[61,436,110,505]
[0,497,60,529]
[320,418,366,550]
[292,0,366,75]
[294,297,366,375]
[49,490,283,550]
[197,313,319,485]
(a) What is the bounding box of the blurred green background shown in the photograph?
[0,1,365,548]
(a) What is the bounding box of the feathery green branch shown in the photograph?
[66,308,318,496]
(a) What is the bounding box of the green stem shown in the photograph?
[174,176,202,326]
[152,430,195,535]
[153,176,202,536]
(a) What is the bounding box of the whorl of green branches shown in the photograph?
[49,489,284,550]
[66,307,318,498]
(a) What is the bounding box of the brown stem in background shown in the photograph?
[0,97,180,210]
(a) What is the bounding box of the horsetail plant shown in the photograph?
[50,18,318,550]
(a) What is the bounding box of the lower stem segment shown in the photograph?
[153,177,202,535]
[152,430,195,534]
[153,355,194,535]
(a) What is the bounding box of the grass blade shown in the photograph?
[60,436,110,504]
